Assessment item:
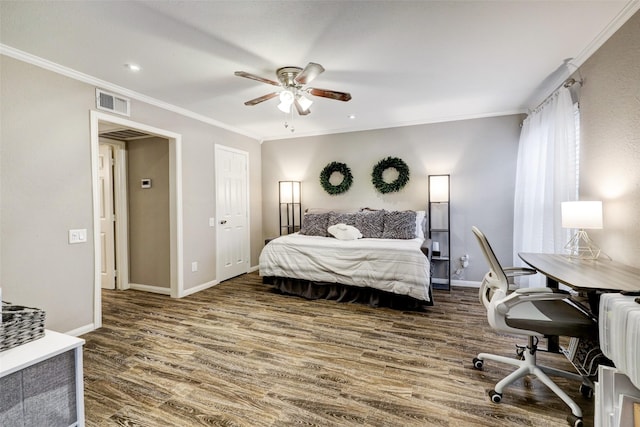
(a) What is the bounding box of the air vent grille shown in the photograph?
[96,89,130,116]
[99,129,151,141]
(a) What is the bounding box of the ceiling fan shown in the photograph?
[234,62,352,116]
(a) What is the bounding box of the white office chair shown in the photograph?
[471,226,597,427]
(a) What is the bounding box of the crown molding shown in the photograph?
[525,0,640,111]
[572,0,640,69]
[0,44,261,142]
[261,109,526,142]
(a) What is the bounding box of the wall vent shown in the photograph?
[96,89,130,116]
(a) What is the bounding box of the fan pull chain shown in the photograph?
[290,109,295,132]
[283,109,295,132]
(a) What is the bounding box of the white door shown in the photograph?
[215,145,249,282]
[99,144,116,289]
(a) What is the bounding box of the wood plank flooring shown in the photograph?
[82,272,594,426]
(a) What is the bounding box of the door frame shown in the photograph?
[215,144,251,282]
[90,111,184,329]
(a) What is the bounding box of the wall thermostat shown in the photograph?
[141,178,152,189]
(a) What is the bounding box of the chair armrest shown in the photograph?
[503,267,537,277]
[496,287,571,315]
[514,287,570,295]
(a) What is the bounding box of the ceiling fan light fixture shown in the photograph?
[277,101,291,113]
[296,94,313,111]
[277,90,294,113]
[234,63,351,124]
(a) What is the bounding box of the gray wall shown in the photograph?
[2,9,637,334]
[127,137,170,287]
[0,55,262,333]
[261,115,523,282]
[576,10,640,268]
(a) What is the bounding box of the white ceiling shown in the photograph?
[1,1,637,141]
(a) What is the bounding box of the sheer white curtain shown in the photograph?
[513,87,578,287]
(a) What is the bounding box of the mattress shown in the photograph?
[259,233,431,302]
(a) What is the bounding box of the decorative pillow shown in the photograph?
[327,211,357,227]
[306,207,354,214]
[415,210,426,239]
[382,210,417,239]
[299,213,329,236]
[328,224,363,240]
[355,210,385,238]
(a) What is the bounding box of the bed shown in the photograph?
[259,209,433,309]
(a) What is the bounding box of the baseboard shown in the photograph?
[129,283,172,295]
[451,280,481,288]
[248,265,259,273]
[65,323,96,337]
[180,279,219,297]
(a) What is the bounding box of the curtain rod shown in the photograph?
[528,76,583,116]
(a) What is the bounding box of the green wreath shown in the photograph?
[320,161,353,195]
[371,156,410,194]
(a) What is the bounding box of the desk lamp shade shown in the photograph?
[561,201,603,259]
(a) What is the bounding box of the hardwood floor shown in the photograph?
[82,272,594,426]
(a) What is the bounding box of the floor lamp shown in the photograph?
[279,181,301,235]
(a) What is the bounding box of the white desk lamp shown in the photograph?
[561,201,603,259]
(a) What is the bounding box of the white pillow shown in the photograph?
[328,223,363,240]
[415,210,426,239]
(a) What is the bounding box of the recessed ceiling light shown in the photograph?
[125,63,141,72]
[348,114,356,119]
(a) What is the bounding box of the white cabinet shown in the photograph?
[595,365,640,427]
[0,330,85,427]
[596,293,640,427]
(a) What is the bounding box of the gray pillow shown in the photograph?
[327,211,357,227]
[355,210,385,238]
[299,213,329,236]
[382,210,417,239]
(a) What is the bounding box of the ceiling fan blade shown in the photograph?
[244,92,279,106]
[234,71,281,87]
[294,62,325,85]
[308,88,352,102]
[294,99,311,116]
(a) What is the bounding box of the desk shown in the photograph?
[519,253,640,358]
[518,253,640,293]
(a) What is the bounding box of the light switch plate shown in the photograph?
[69,229,87,244]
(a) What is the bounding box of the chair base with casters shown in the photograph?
[470,226,598,427]
[473,335,592,427]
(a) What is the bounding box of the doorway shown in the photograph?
[90,111,184,329]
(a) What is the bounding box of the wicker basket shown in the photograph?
[1,301,46,352]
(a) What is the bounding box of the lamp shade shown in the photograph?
[429,175,449,202]
[277,90,294,113]
[561,201,603,229]
[296,94,313,111]
[279,181,300,204]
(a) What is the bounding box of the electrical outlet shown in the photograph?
[191,261,198,272]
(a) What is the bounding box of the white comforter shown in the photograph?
[259,233,431,302]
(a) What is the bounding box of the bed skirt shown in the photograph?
[263,276,433,310]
